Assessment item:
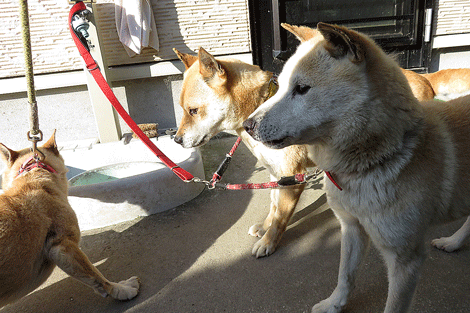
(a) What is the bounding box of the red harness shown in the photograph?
[18,156,57,177]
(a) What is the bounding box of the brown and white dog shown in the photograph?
[172,47,315,258]
[170,47,469,259]
[401,69,436,101]
[244,23,470,313]
[402,68,470,101]
[0,132,139,307]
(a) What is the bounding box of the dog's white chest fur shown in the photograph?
[240,131,288,178]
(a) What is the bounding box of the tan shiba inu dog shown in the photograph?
[401,69,436,101]
[402,68,470,101]
[422,68,470,100]
[0,132,139,307]
[172,47,315,258]
[244,23,470,313]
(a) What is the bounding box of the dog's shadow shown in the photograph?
[3,199,470,313]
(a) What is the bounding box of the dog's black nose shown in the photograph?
[174,135,183,145]
[243,118,257,136]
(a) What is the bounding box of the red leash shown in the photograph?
[69,2,193,182]
[69,2,327,191]
[209,138,323,190]
[210,137,242,187]
[223,173,318,190]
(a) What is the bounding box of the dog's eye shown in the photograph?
[295,84,311,95]
[189,108,198,116]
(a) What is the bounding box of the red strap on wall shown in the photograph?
[69,2,194,182]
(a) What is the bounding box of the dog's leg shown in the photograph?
[312,209,369,313]
[48,239,139,300]
[380,244,425,313]
[432,216,470,252]
[252,185,305,258]
[248,187,278,238]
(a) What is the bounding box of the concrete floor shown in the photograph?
[1,135,469,313]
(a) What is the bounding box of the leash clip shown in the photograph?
[210,182,228,190]
[71,8,91,38]
[71,6,92,51]
[277,175,306,187]
[187,177,217,189]
[27,130,45,161]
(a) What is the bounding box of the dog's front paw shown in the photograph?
[311,298,344,313]
[109,276,140,300]
[312,289,348,313]
[248,223,266,237]
[252,235,276,258]
[431,237,461,252]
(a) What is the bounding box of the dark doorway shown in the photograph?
[249,0,433,73]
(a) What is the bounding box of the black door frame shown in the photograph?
[248,0,434,73]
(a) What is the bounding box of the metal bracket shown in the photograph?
[424,8,433,43]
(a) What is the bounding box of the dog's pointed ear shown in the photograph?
[0,144,19,166]
[281,23,318,42]
[42,130,59,155]
[173,48,198,70]
[198,47,226,87]
[317,22,363,63]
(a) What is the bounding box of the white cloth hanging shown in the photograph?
[115,0,160,57]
